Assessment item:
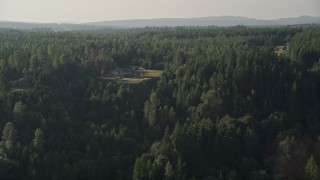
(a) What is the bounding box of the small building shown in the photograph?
[111,68,132,78]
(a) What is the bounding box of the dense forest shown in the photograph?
[0,25,320,179]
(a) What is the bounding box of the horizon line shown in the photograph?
[0,15,318,24]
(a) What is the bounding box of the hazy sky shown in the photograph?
[0,0,319,23]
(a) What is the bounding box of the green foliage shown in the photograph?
[289,29,320,67]
[164,161,174,180]
[0,122,18,156]
[305,155,320,180]
[33,128,44,149]
[0,26,319,179]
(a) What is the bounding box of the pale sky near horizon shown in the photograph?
[0,0,319,23]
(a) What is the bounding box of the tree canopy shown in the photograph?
[0,25,319,179]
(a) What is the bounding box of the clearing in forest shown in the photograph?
[274,45,287,56]
[98,69,163,84]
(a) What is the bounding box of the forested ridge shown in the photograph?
[0,26,320,179]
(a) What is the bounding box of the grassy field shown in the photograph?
[116,77,151,84]
[10,87,31,93]
[133,70,163,77]
[99,69,163,84]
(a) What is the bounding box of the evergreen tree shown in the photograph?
[0,122,18,158]
[305,155,320,180]
[164,161,174,180]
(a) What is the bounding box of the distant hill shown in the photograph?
[275,16,320,25]
[0,21,115,31]
[1,16,319,30]
[88,16,320,27]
